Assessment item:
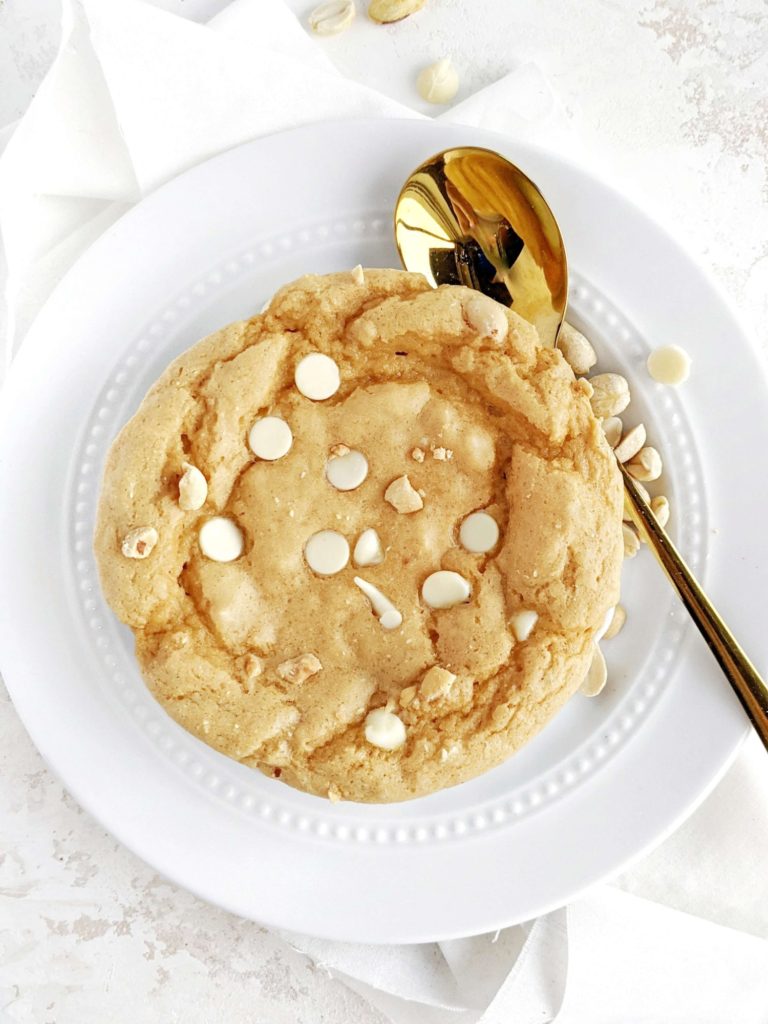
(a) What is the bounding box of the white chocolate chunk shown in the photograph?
[580,645,608,697]
[199,517,244,562]
[459,511,499,553]
[350,264,365,285]
[121,526,158,559]
[384,474,423,513]
[248,416,293,461]
[417,57,460,105]
[421,570,471,609]
[464,294,508,343]
[354,576,403,629]
[277,653,322,684]
[353,528,384,567]
[510,609,538,642]
[294,352,340,401]
[309,0,355,35]
[178,462,208,511]
[364,708,406,751]
[647,345,691,386]
[432,446,452,461]
[420,665,456,701]
[304,530,350,576]
[411,447,425,462]
[325,448,369,491]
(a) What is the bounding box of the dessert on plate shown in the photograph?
[94,268,623,802]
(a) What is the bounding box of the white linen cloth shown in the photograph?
[1,2,767,1020]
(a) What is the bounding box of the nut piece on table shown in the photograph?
[121,526,158,559]
[277,653,322,685]
[309,0,356,36]
[558,322,597,375]
[588,373,631,418]
[368,0,425,23]
[626,446,663,482]
[384,474,423,513]
[580,645,608,696]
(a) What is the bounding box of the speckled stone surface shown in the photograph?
[1,1,767,1021]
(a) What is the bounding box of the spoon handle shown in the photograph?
[620,463,768,748]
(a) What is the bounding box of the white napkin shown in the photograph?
[2,2,767,1020]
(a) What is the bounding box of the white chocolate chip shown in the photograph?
[588,373,631,418]
[294,352,340,401]
[353,528,384,567]
[330,443,350,458]
[411,447,425,462]
[459,511,499,554]
[464,294,508,343]
[199,517,244,562]
[510,609,538,642]
[304,530,350,576]
[277,653,322,684]
[308,0,355,35]
[384,474,423,513]
[602,417,623,448]
[420,665,457,701]
[121,526,158,559]
[350,264,365,285]
[421,570,471,609]
[325,448,369,491]
[650,495,670,528]
[622,522,640,559]
[364,708,406,751]
[327,783,342,803]
[178,462,208,511]
[432,446,453,461]
[558,322,597,375]
[627,446,663,482]
[248,416,293,461]
[614,423,647,464]
[354,576,403,629]
[417,57,459,105]
[580,645,607,697]
[603,604,626,640]
[647,345,691,386]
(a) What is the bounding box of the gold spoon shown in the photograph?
[394,144,768,747]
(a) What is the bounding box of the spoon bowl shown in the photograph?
[394,145,568,347]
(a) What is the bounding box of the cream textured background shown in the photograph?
[1,1,767,1021]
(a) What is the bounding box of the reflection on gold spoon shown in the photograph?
[394,146,567,347]
[395,146,768,748]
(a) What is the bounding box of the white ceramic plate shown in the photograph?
[1,120,766,944]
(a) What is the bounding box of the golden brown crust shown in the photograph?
[94,269,623,802]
